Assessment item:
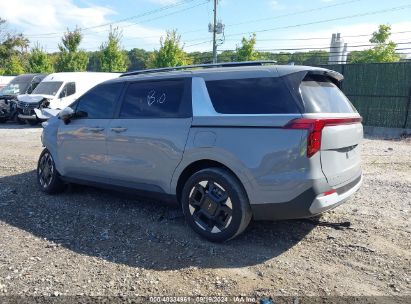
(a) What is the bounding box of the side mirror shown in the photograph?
[58,107,74,124]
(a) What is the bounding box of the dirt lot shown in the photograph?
[0,123,410,300]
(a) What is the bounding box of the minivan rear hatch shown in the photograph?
[300,74,363,187]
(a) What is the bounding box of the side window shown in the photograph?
[59,82,76,98]
[27,81,39,94]
[119,79,189,118]
[75,82,122,119]
[205,77,300,114]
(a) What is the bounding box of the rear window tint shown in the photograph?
[205,77,300,114]
[300,75,356,113]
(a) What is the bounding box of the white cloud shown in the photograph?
[0,0,114,32]
[269,1,287,11]
[0,0,166,52]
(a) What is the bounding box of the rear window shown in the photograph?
[205,77,300,114]
[300,75,356,113]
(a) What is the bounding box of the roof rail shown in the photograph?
[120,60,277,77]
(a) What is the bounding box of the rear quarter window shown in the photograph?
[300,75,356,113]
[205,77,300,114]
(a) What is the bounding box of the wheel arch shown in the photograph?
[174,159,251,204]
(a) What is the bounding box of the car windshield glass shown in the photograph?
[32,81,63,96]
[0,82,30,96]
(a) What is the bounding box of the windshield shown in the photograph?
[32,81,63,96]
[0,82,30,96]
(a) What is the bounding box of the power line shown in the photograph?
[222,30,411,42]
[26,0,199,38]
[226,0,365,29]
[34,3,411,54]
[177,0,365,37]
[186,49,411,62]
[181,28,411,45]
[221,4,411,39]
[38,3,411,53]
[219,41,411,52]
[91,1,208,36]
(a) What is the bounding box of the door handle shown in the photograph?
[110,127,128,133]
[87,127,104,132]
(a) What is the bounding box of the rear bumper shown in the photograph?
[309,174,362,214]
[251,174,362,221]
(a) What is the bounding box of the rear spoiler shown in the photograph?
[307,69,344,83]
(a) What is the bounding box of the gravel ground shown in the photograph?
[0,123,410,300]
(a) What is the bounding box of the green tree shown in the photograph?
[86,51,102,71]
[236,34,258,61]
[28,44,53,73]
[100,27,127,72]
[148,30,191,68]
[55,28,88,72]
[349,24,400,63]
[274,53,291,64]
[3,54,25,74]
[0,17,30,74]
[218,50,236,63]
[289,50,329,65]
[127,48,150,71]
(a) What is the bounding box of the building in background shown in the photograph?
[329,33,348,64]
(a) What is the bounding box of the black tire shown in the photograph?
[37,149,66,194]
[0,117,6,123]
[27,119,39,126]
[181,167,252,242]
[15,115,25,125]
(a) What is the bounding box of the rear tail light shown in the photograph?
[284,117,362,158]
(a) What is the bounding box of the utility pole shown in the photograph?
[208,0,224,63]
[212,0,218,63]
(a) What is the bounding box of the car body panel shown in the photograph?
[106,118,192,193]
[56,118,111,178]
[41,63,362,222]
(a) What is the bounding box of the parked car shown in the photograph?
[0,76,15,90]
[37,61,363,242]
[16,72,119,125]
[0,74,46,123]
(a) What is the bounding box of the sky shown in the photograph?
[1,0,411,57]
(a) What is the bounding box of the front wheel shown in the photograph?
[181,168,252,242]
[27,119,39,126]
[37,149,66,194]
[14,114,25,125]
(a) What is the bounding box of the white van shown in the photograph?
[17,72,119,124]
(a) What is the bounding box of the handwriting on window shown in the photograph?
[147,90,166,106]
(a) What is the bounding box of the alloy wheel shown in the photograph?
[188,180,233,233]
[38,152,54,188]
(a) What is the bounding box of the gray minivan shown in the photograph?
[37,61,363,242]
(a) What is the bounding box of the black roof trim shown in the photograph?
[120,61,277,77]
